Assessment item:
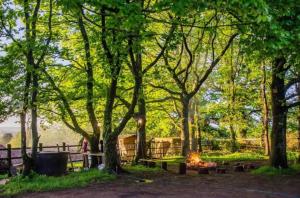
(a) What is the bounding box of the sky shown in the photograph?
[0,116,19,128]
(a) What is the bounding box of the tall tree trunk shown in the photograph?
[21,67,31,176]
[31,63,39,165]
[298,107,300,164]
[135,85,147,163]
[270,57,288,168]
[297,83,300,163]
[89,135,100,168]
[104,135,120,172]
[181,96,190,156]
[229,60,238,152]
[260,64,270,156]
[23,0,41,174]
[103,76,119,171]
[190,101,197,151]
[230,123,238,152]
[78,14,101,167]
[101,5,142,172]
[195,105,202,152]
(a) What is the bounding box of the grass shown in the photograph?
[67,161,83,169]
[201,151,267,162]
[0,174,8,180]
[124,165,162,173]
[0,169,116,197]
[160,151,268,164]
[252,164,300,176]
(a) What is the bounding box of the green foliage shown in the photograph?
[210,140,221,150]
[0,169,116,196]
[287,151,299,162]
[0,0,299,171]
[252,164,300,176]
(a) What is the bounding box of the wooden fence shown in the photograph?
[0,139,267,175]
[0,143,84,171]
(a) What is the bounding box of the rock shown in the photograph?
[0,179,9,185]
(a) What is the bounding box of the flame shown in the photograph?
[186,152,217,169]
[187,152,201,164]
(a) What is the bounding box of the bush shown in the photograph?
[211,140,221,150]
[287,151,299,162]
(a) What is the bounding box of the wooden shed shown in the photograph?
[149,137,181,158]
[118,134,136,161]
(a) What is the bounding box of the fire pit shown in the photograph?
[186,152,217,171]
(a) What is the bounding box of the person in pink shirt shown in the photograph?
[82,138,89,168]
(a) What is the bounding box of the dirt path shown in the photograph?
[18,170,300,198]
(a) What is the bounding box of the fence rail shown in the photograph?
[0,143,84,173]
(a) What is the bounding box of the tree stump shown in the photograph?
[208,166,217,171]
[244,163,257,170]
[179,163,186,174]
[234,165,244,172]
[148,161,156,168]
[139,159,148,166]
[161,162,167,170]
[216,167,226,174]
[198,167,209,174]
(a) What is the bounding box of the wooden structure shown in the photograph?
[0,143,85,176]
[118,134,136,161]
[149,137,181,158]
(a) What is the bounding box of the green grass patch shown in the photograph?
[201,151,267,162]
[124,165,162,173]
[159,156,185,164]
[0,174,8,180]
[160,151,267,164]
[0,169,116,197]
[252,164,300,176]
[67,161,83,169]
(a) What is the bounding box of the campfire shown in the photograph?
[186,152,217,170]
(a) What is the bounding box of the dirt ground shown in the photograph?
[18,165,300,198]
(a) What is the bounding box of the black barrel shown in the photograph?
[35,152,69,176]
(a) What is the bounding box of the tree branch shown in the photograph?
[36,0,53,66]
[142,23,176,74]
[149,83,181,95]
[285,77,300,92]
[286,101,300,109]
[190,33,238,97]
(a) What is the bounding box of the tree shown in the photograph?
[239,0,299,168]
[152,12,238,155]
[260,63,270,156]
[0,0,54,175]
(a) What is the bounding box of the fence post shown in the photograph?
[62,142,66,151]
[39,143,43,152]
[160,141,163,158]
[100,140,104,153]
[7,144,11,177]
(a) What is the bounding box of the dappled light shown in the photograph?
[0,0,299,197]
